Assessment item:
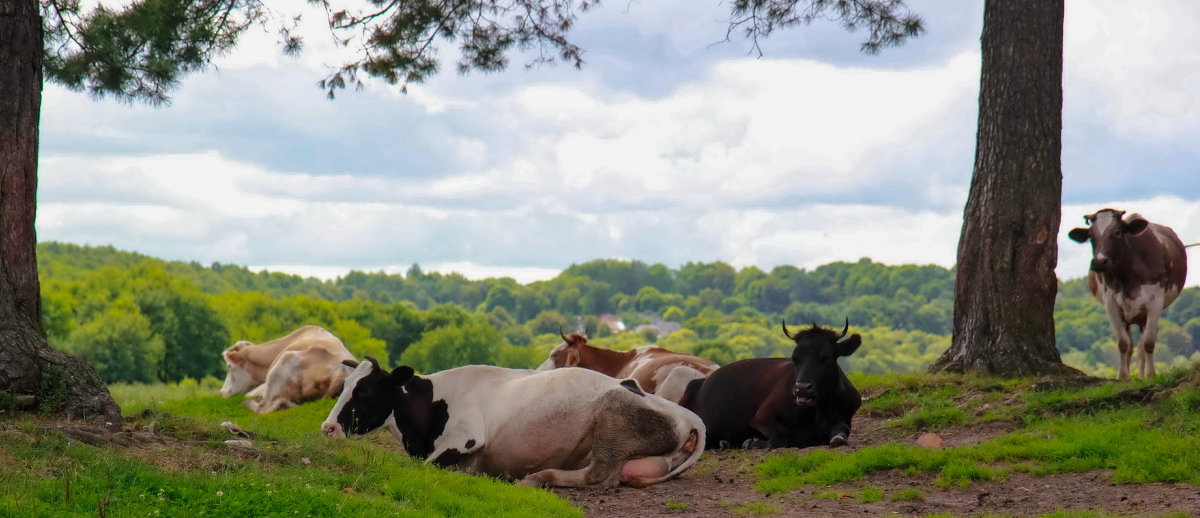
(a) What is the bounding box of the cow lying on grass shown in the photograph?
[681,319,862,449]
[538,330,718,404]
[321,358,705,488]
[220,325,356,413]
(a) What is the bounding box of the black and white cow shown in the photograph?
[321,358,705,488]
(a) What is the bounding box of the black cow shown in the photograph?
[680,319,862,449]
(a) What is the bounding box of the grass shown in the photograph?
[758,366,1200,495]
[0,382,580,517]
[666,500,689,510]
[857,486,884,503]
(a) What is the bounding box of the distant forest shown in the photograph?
[37,242,1200,384]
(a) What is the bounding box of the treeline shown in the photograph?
[36,242,1200,383]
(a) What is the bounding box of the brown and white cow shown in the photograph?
[322,359,705,488]
[1069,209,1188,380]
[220,325,356,413]
[537,331,718,404]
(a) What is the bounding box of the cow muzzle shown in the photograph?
[1090,258,1111,273]
[321,421,346,439]
[793,382,818,406]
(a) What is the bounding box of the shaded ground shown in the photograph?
[553,417,1200,517]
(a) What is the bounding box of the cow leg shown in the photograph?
[1138,299,1166,379]
[519,463,622,488]
[1104,301,1134,381]
[246,384,267,399]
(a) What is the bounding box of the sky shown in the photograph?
[36,0,1200,285]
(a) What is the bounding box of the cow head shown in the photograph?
[220,341,257,397]
[1068,209,1150,274]
[537,329,588,370]
[781,319,861,407]
[322,356,412,438]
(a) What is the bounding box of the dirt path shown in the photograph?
[552,417,1200,517]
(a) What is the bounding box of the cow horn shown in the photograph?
[364,355,380,370]
[836,318,852,343]
[781,320,796,340]
[560,326,568,342]
[585,325,593,339]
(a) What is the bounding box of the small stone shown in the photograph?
[300,457,312,465]
[916,432,945,450]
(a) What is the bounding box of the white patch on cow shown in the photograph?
[622,347,658,376]
[408,365,706,486]
[220,361,256,397]
[652,364,707,404]
[321,360,376,436]
[538,343,567,370]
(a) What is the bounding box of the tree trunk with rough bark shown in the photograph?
[931,0,1079,377]
[0,0,121,423]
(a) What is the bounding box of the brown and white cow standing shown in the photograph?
[1069,209,1188,380]
[220,325,356,413]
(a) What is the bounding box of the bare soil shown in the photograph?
[552,417,1200,517]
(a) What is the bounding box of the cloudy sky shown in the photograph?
[37,0,1200,285]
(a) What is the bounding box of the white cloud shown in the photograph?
[1065,0,1200,141]
[424,51,980,211]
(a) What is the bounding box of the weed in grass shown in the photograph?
[811,490,840,500]
[37,366,67,414]
[890,488,924,501]
[732,501,780,516]
[857,486,884,503]
[666,500,689,510]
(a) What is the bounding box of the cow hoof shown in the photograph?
[717,440,732,450]
[829,434,848,447]
[742,438,770,449]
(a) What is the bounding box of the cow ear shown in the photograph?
[565,349,580,367]
[1068,228,1090,243]
[342,359,359,369]
[836,334,862,357]
[389,366,415,386]
[1125,218,1149,235]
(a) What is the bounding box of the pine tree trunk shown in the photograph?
[931,0,1078,377]
[0,0,122,423]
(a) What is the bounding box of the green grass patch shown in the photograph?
[857,486,883,503]
[732,501,780,516]
[666,500,689,510]
[758,369,1200,494]
[0,382,580,517]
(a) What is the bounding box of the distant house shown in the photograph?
[598,314,626,334]
[634,315,681,338]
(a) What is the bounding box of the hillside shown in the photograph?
[35,242,1200,383]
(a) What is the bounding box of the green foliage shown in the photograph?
[400,317,509,373]
[37,243,1200,381]
[43,0,268,104]
[37,366,68,414]
[60,298,164,383]
[0,383,580,517]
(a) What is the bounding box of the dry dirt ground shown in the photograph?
[552,417,1200,517]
